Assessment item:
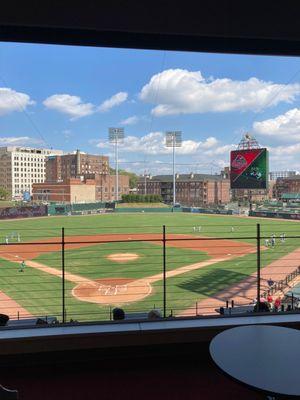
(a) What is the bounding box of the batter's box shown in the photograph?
[115,285,127,293]
[98,284,128,295]
[98,285,110,294]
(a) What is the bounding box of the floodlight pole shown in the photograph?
[115,137,119,202]
[172,137,176,207]
[165,131,182,208]
[109,128,124,202]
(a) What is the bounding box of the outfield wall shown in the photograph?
[182,207,233,215]
[47,202,107,216]
[0,205,47,220]
[250,210,300,220]
[115,207,180,213]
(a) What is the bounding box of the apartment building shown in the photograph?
[45,150,130,202]
[45,150,109,182]
[273,175,300,199]
[0,147,63,199]
[89,173,130,202]
[137,173,230,206]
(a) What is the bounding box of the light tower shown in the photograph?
[165,131,182,207]
[109,127,124,202]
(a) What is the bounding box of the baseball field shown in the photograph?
[0,212,299,321]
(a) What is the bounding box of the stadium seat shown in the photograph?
[0,314,9,326]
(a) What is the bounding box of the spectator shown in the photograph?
[267,294,273,304]
[274,297,281,311]
[267,278,274,287]
[0,314,9,326]
[112,307,125,321]
[148,309,162,320]
[254,301,270,312]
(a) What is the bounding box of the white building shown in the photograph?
[269,171,297,180]
[0,147,63,200]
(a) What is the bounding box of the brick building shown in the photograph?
[137,173,230,206]
[230,184,276,203]
[46,150,109,182]
[32,178,96,203]
[87,173,130,202]
[45,150,130,202]
[273,176,300,199]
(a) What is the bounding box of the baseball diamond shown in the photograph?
[0,212,298,321]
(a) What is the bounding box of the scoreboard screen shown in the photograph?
[230,148,268,189]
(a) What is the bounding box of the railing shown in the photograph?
[0,222,299,324]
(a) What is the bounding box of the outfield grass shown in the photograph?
[0,212,299,242]
[35,242,209,280]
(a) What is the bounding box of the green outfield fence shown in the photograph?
[250,210,300,220]
[0,222,299,326]
[47,202,107,216]
[115,207,181,213]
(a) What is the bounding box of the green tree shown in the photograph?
[0,187,9,200]
[110,168,138,189]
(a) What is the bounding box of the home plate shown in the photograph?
[227,253,231,256]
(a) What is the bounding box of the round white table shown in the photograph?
[210,325,300,398]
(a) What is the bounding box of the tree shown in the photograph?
[0,187,9,200]
[110,168,138,189]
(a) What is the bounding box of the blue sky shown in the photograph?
[1,42,300,175]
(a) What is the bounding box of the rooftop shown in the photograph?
[142,174,227,182]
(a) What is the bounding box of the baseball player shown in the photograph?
[5,237,8,245]
[270,234,276,248]
[264,238,269,247]
[19,260,26,272]
[198,226,202,232]
[231,226,234,233]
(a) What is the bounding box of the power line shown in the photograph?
[0,74,50,148]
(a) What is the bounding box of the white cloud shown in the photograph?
[204,144,236,156]
[99,92,128,112]
[120,115,139,125]
[0,88,35,116]
[0,136,43,146]
[94,131,218,155]
[43,94,95,120]
[253,108,300,140]
[269,142,300,156]
[139,69,300,116]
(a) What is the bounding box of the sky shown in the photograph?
[1,42,300,175]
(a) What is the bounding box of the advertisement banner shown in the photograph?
[0,205,47,220]
[230,148,268,189]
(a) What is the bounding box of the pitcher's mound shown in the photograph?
[107,253,139,262]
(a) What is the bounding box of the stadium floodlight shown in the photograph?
[165,131,182,207]
[109,128,125,202]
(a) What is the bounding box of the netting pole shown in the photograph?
[257,223,261,312]
[163,225,166,318]
[62,227,66,323]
